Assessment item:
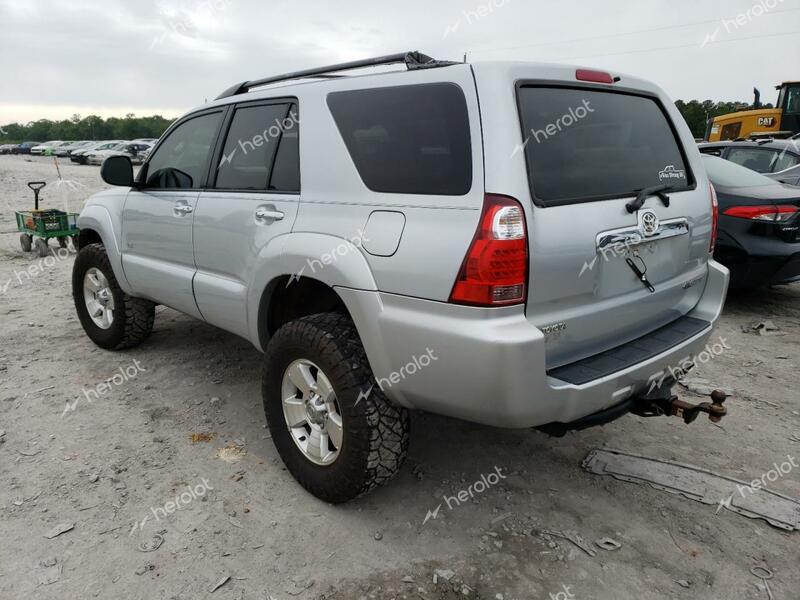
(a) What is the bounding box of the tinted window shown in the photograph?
[269,104,300,192]
[726,147,777,173]
[328,83,472,195]
[517,87,692,205]
[216,103,293,190]
[145,112,222,189]
[702,155,779,188]
[720,122,742,140]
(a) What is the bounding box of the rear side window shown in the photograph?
[517,87,692,206]
[216,103,299,191]
[327,83,472,195]
[726,147,779,173]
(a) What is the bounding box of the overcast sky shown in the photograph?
[1,0,798,123]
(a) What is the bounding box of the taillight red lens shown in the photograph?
[723,205,798,222]
[709,184,718,253]
[576,69,614,84]
[450,194,528,306]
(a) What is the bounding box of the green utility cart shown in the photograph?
[15,181,80,257]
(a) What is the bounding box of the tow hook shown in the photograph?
[631,381,728,425]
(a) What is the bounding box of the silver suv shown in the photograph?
[72,52,730,502]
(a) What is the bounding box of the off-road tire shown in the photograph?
[72,243,155,350]
[263,312,410,503]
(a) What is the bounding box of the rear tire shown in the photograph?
[263,313,410,503]
[34,238,48,257]
[20,234,32,253]
[58,237,67,249]
[72,243,155,350]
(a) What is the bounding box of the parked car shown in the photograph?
[30,141,65,155]
[72,53,729,502]
[87,142,152,165]
[703,155,799,288]
[87,142,151,165]
[12,141,39,154]
[0,143,18,154]
[698,139,800,175]
[56,140,93,157]
[71,140,126,164]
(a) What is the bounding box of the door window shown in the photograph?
[215,103,300,191]
[145,112,223,189]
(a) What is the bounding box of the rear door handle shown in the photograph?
[255,207,285,222]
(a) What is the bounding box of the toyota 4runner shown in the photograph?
[72,52,730,502]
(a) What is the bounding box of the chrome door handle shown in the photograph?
[255,208,285,222]
[173,204,194,215]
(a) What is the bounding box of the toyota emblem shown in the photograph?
[639,210,660,237]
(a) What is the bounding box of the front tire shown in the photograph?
[263,313,410,503]
[72,243,155,350]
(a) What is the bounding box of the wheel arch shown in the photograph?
[247,232,379,351]
[76,205,132,293]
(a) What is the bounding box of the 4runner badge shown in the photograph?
[658,165,686,183]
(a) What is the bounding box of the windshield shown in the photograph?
[517,86,692,205]
[702,155,780,188]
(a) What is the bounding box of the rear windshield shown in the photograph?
[327,83,472,195]
[517,86,693,206]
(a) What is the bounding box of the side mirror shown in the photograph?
[101,155,134,187]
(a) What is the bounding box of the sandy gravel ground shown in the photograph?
[0,154,798,600]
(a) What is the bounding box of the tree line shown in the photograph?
[0,114,176,143]
[0,100,767,144]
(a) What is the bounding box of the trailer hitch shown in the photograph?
[631,381,728,425]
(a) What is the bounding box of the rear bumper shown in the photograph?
[337,260,729,429]
[716,226,800,288]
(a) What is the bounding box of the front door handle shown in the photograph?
[173,203,194,216]
[255,207,285,222]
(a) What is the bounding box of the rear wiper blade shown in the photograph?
[626,184,673,213]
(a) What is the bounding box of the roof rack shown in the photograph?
[215,51,459,100]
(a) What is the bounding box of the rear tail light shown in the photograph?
[723,204,798,222]
[709,184,718,253]
[450,194,528,306]
[576,69,614,84]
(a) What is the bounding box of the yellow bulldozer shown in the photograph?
[704,81,800,141]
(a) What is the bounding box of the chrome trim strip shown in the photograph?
[596,218,689,251]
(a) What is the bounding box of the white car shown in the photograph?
[30,140,65,155]
[72,140,127,164]
[86,142,138,166]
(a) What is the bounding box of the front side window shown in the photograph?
[702,155,779,188]
[517,86,692,206]
[216,103,299,191]
[145,112,223,189]
[327,83,472,195]
[726,147,779,173]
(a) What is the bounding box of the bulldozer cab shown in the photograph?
[705,81,800,142]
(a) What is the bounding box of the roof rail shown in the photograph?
[215,51,458,100]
